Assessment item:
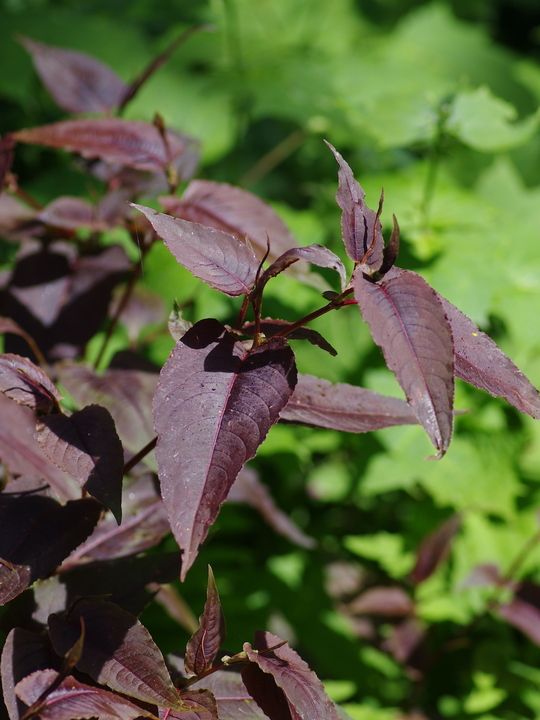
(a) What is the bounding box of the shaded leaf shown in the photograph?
[164,689,218,720]
[132,205,259,296]
[348,587,414,617]
[325,141,383,269]
[354,268,454,457]
[497,598,540,647]
[241,663,295,720]
[48,598,180,709]
[191,668,268,719]
[0,496,101,605]
[243,631,340,720]
[410,514,461,585]
[153,319,297,579]
[440,295,540,419]
[242,321,337,357]
[0,134,15,194]
[379,214,400,276]
[185,566,226,677]
[15,669,155,720]
[0,317,46,365]
[37,197,107,232]
[110,285,165,344]
[228,466,315,549]
[279,373,418,432]
[0,194,35,236]
[37,405,124,523]
[18,36,127,114]
[0,353,62,413]
[14,119,195,174]
[382,618,426,664]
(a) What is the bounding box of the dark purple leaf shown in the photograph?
[37,405,124,522]
[241,663,296,720]
[167,689,218,720]
[133,205,259,296]
[228,467,315,549]
[0,496,101,605]
[0,317,45,364]
[348,587,414,617]
[18,36,127,114]
[185,566,226,677]
[48,598,180,709]
[410,514,461,585]
[242,321,337,357]
[354,268,454,457]
[37,197,106,232]
[56,363,157,457]
[497,598,540,646]
[325,141,383,269]
[280,373,418,432]
[0,134,15,194]
[153,319,297,579]
[379,214,400,276]
[1,628,57,720]
[15,669,154,720]
[243,631,340,720]
[440,295,540,418]
[190,668,268,719]
[0,353,62,413]
[14,119,195,174]
[0,394,77,500]
[382,618,426,663]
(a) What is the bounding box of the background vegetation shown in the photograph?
[2,0,540,717]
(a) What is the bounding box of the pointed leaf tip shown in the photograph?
[185,565,226,676]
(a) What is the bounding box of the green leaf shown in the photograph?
[343,533,414,578]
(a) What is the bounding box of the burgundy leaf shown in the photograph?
[348,587,414,617]
[0,394,77,500]
[242,321,337,357]
[37,197,106,232]
[133,205,259,296]
[254,245,347,295]
[56,363,157,456]
[48,598,180,709]
[410,514,461,585]
[190,668,268,719]
[166,689,218,720]
[0,353,62,413]
[19,36,127,114]
[185,566,226,677]
[354,268,454,457]
[37,405,124,522]
[153,319,297,579]
[0,134,15,194]
[1,628,57,720]
[159,181,298,264]
[241,663,296,720]
[382,618,426,664]
[0,496,101,605]
[325,141,383,269]
[15,669,154,720]
[280,373,418,432]
[110,285,165,344]
[440,295,540,418]
[243,631,340,720]
[497,598,540,647]
[379,214,400,276]
[228,466,315,549]
[13,119,195,174]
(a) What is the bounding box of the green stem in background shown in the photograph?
[420,100,451,226]
[222,0,252,153]
[240,129,306,187]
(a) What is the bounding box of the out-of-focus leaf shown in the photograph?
[460,563,502,589]
[15,669,155,720]
[228,466,315,549]
[37,197,106,232]
[440,296,540,419]
[280,374,417,432]
[0,317,45,365]
[242,321,337,357]
[0,134,15,194]
[325,142,383,269]
[185,566,226,677]
[0,496,101,605]
[243,631,340,720]
[0,353,62,413]
[410,514,461,585]
[190,668,268,719]
[132,205,259,296]
[110,285,165,344]
[18,36,127,114]
[382,618,426,663]
[497,598,540,646]
[153,319,297,579]
[48,598,180,709]
[347,587,414,617]
[354,268,454,457]
[14,119,196,174]
[37,405,124,523]
[0,194,35,236]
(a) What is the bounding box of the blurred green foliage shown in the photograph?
[3,0,540,717]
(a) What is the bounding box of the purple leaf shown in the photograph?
[410,514,461,585]
[228,467,315,549]
[0,194,35,237]
[325,141,383,269]
[0,353,62,413]
[15,669,154,720]
[185,566,226,677]
[0,317,45,364]
[165,689,219,720]
[348,587,414,617]
[37,197,107,232]
[0,134,15,194]
[37,405,124,523]
[497,598,540,647]
[132,205,259,296]
[0,393,77,500]
[190,668,268,719]
[382,618,425,664]
[243,631,340,720]
[153,319,297,579]
[280,373,418,432]
[18,36,127,114]
[241,663,296,720]
[460,563,502,589]
[242,321,337,357]
[110,286,165,344]
[13,119,195,174]
[0,496,101,605]
[354,268,454,457]
[159,181,298,264]
[48,598,181,709]
[439,295,540,419]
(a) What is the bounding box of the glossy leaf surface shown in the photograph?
[153,319,297,578]
[354,268,454,456]
[185,566,226,676]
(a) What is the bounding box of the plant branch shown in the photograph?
[123,436,158,476]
